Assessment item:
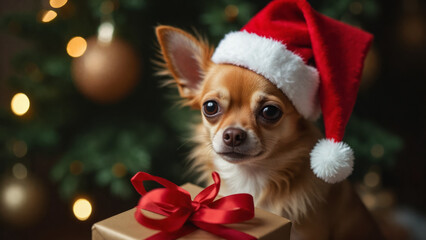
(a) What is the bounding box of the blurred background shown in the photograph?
[0,0,424,239]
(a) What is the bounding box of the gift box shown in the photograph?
[92,182,291,239]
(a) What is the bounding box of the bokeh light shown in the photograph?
[12,140,27,158]
[12,163,28,180]
[370,144,385,158]
[3,184,26,210]
[11,93,30,116]
[224,5,239,21]
[349,1,363,15]
[100,0,115,15]
[67,37,87,58]
[361,192,377,209]
[49,0,68,8]
[73,198,92,221]
[41,10,57,23]
[364,171,381,188]
[69,160,83,175]
[112,162,127,178]
[97,22,115,43]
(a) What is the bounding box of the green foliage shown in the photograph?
[0,0,193,200]
[200,0,257,43]
[345,115,403,179]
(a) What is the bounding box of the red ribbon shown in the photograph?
[131,171,256,240]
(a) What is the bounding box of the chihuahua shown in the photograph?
[155,25,384,240]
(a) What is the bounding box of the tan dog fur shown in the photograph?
[155,25,384,240]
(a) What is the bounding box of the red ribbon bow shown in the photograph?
[131,171,256,240]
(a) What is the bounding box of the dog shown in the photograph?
[155,25,384,240]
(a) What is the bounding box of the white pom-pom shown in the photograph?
[310,139,354,183]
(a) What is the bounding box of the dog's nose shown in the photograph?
[223,128,247,147]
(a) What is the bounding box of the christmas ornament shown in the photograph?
[0,175,46,226]
[212,0,373,183]
[71,37,141,103]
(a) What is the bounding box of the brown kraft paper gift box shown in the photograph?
[92,183,291,240]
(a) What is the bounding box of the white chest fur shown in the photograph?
[213,157,268,203]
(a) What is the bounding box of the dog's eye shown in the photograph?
[203,101,219,117]
[260,105,282,122]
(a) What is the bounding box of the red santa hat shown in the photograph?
[211,0,373,183]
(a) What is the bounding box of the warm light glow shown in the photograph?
[370,144,384,158]
[349,1,363,15]
[73,198,92,221]
[112,162,127,178]
[3,184,26,209]
[11,93,30,116]
[12,163,28,180]
[361,193,376,209]
[376,191,394,208]
[364,171,380,188]
[225,5,239,19]
[12,140,27,158]
[41,10,57,23]
[100,0,115,15]
[50,0,68,8]
[70,161,84,175]
[97,22,115,43]
[67,37,87,58]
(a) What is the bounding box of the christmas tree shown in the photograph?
[2,0,420,239]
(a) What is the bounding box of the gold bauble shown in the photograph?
[71,37,141,103]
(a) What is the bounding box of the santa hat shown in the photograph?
[211,0,373,183]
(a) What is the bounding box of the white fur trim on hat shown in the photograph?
[212,31,321,120]
[310,139,354,183]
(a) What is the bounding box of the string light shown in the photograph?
[97,21,115,43]
[370,144,384,158]
[112,162,127,178]
[40,10,57,23]
[0,177,46,226]
[12,140,27,158]
[225,5,239,22]
[364,171,380,188]
[349,1,363,15]
[361,192,376,209]
[11,93,30,116]
[100,0,115,15]
[73,198,92,221]
[12,163,28,180]
[49,0,68,9]
[69,160,83,175]
[67,37,87,58]
[376,190,395,208]
[3,183,26,210]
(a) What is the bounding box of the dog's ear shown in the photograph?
[156,26,213,102]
